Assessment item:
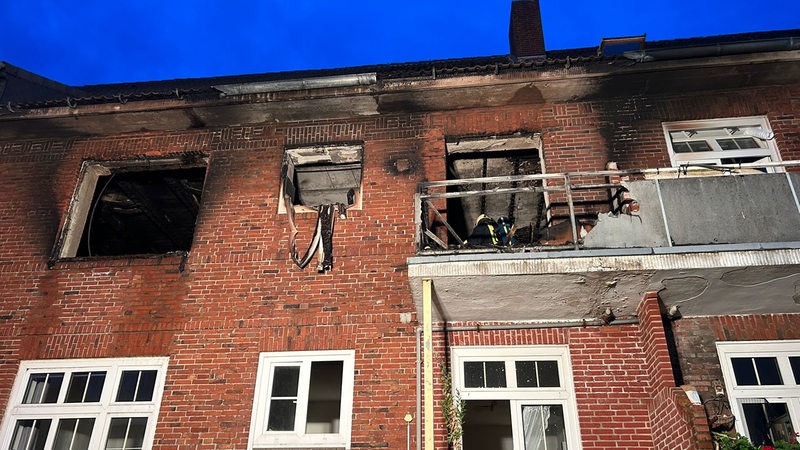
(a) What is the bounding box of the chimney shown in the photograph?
[509,0,546,58]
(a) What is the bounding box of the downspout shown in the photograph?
[415,327,422,450]
[422,279,434,450]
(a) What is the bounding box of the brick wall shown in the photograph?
[671,313,800,402]
[1,79,799,449]
[638,294,713,450]
[433,301,711,450]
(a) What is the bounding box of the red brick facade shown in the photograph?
[1,39,800,450]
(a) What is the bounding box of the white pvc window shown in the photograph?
[718,341,800,446]
[662,116,781,170]
[0,357,168,450]
[248,350,355,449]
[452,346,581,450]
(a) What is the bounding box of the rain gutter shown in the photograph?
[624,37,800,62]
[212,73,377,96]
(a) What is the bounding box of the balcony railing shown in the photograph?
[414,161,800,254]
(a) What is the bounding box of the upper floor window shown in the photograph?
[662,117,780,170]
[717,341,800,446]
[444,134,543,245]
[279,144,363,214]
[55,157,207,258]
[248,350,355,449]
[0,357,169,450]
[452,346,581,450]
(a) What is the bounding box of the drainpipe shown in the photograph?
[422,279,434,450]
[415,327,422,450]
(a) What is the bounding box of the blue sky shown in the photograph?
[3,0,799,86]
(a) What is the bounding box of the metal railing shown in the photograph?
[414,161,800,254]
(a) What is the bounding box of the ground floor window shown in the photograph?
[0,357,169,450]
[717,341,800,446]
[248,350,355,449]
[451,346,581,450]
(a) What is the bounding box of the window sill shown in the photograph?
[48,251,189,270]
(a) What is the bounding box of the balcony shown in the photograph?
[407,162,800,323]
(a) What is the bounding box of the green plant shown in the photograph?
[714,432,800,450]
[440,361,465,450]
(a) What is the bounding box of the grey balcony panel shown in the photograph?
[658,175,800,245]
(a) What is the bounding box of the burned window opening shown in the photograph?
[445,144,544,248]
[281,145,363,213]
[57,161,207,259]
[281,145,362,272]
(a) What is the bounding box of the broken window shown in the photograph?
[444,134,544,246]
[280,145,362,272]
[280,144,363,213]
[452,346,581,450]
[663,117,781,171]
[56,157,207,258]
[0,357,169,450]
[249,351,355,449]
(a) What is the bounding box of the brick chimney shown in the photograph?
[509,0,546,58]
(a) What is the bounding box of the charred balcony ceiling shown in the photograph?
[0,50,799,140]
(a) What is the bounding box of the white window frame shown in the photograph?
[717,340,800,443]
[0,357,169,450]
[451,345,582,450]
[662,116,781,170]
[248,350,355,450]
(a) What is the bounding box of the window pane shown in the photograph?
[521,405,567,450]
[516,361,538,388]
[790,357,800,384]
[23,373,63,404]
[741,400,793,446]
[66,372,106,403]
[732,358,758,385]
[105,417,147,450]
[267,400,297,431]
[10,419,51,450]
[717,139,738,150]
[672,142,692,153]
[754,357,783,385]
[271,366,300,397]
[306,361,343,434]
[135,371,157,401]
[117,371,138,402]
[116,370,157,402]
[464,362,485,388]
[537,361,560,388]
[462,400,512,450]
[735,137,760,149]
[54,418,95,450]
[485,362,506,388]
[688,141,712,152]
